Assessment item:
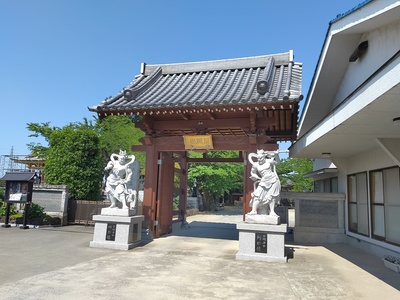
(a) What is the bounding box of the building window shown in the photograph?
[370,167,400,245]
[314,177,338,192]
[348,172,369,236]
[331,177,338,192]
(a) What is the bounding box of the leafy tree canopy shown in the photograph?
[45,124,103,200]
[94,115,145,171]
[187,151,243,210]
[276,157,313,192]
[26,116,146,199]
[27,116,145,169]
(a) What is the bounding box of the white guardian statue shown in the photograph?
[247,149,281,216]
[104,150,137,210]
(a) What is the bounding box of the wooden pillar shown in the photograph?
[155,152,174,237]
[243,146,257,217]
[142,144,158,236]
[178,152,188,216]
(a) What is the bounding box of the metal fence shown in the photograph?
[67,200,109,225]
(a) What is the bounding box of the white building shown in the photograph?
[290,0,400,257]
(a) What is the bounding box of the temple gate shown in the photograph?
[89,52,303,237]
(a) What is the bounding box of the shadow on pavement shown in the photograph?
[168,206,298,259]
[324,243,400,291]
[171,220,239,240]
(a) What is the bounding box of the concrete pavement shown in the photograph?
[0,207,399,299]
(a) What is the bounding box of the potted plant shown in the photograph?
[382,255,400,273]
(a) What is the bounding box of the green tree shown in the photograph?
[188,151,243,210]
[276,157,313,192]
[95,115,145,172]
[27,116,145,164]
[45,125,103,200]
[26,116,146,200]
[27,121,57,158]
[0,184,4,201]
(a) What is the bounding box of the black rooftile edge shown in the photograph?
[144,52,291,75]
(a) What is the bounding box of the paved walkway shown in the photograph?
[1,207,399,300]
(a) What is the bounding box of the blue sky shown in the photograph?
[0,0,364,156]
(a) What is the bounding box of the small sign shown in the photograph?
[106,223,117,241]
[7,181,30,203]
[255,232,268,253]
[9,193,23,201]
[183,135,213,150]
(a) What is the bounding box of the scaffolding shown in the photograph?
[0,147,29,178]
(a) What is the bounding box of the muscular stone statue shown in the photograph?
[247,149,281,216]
[104,150,136,210]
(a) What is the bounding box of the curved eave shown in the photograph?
[89,52,303,115]
[90,100,301,118]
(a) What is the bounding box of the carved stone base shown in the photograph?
[236,222,287,263]
[245,214,280,225]
[101,207,135,217]
[90,214,144,250]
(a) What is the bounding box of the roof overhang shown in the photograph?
[1,172,36,182]
[304,168,339,180]
[291,53,400,159]
[292,0,400,159]
[298,0,400,137]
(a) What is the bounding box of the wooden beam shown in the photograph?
[136,115,154,135]
[149,117,277,131]
[205,112,216,120]
[187,157,243,163]
[136,134,279,151]
[131,145,146,152]
[153,135,251,151]
[249,134,257,145]
[178,113,190,120]
[141,136,153,146]
[249,110,256,132]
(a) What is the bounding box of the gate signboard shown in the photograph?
[183,135,213,150]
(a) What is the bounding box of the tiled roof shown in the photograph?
[1,172,36,182]
[89,51,303,115]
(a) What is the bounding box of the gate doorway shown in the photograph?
[143,146,277,238]
[153,151,246,237]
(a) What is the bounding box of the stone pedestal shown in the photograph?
[90,209,144,250]
[245,214,280,225]
[236,222,287,263]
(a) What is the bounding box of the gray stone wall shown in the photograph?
[32,185,69,225]
[281,192,346,244]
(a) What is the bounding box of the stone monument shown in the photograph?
[90,150,144,250]
[236,149,287,262]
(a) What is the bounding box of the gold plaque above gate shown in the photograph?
[183,135,214,150]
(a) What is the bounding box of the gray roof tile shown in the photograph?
[1,172,36,182]
[89,51,303,114]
